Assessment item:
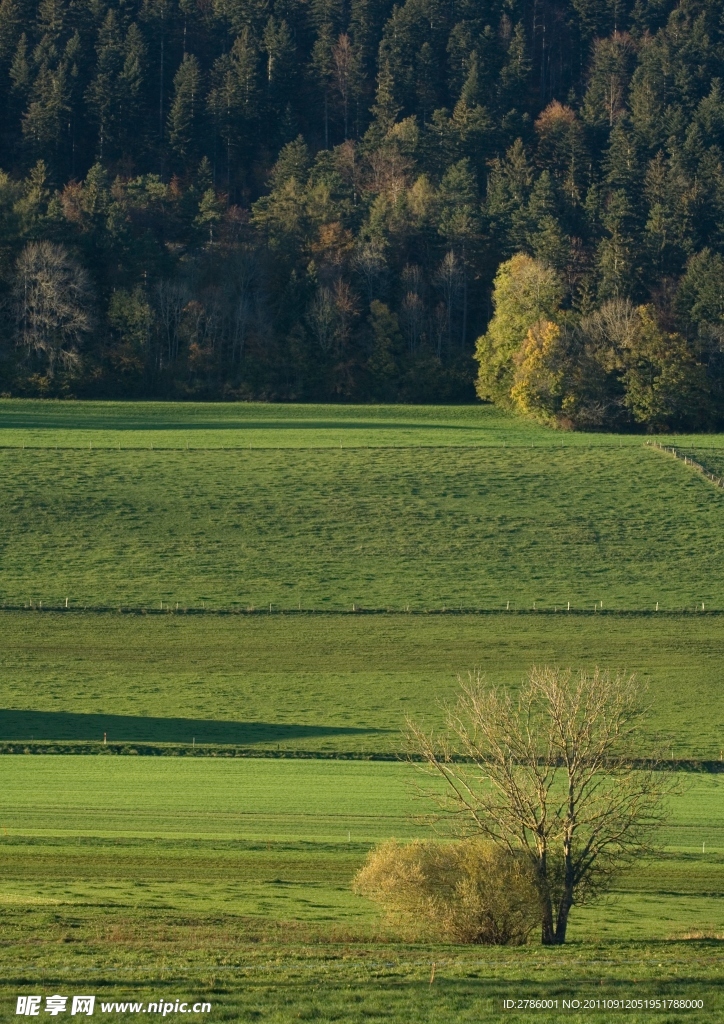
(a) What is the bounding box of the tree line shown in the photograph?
[1,0,724,424]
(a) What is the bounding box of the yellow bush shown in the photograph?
[352,839,538,944]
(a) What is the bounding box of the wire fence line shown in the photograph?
[646,440,724,490]
[0,604,719,616]
[0,442,644,452]
[0,441,720,616]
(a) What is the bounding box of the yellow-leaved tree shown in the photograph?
[510,319,568,422]
[474,254,564,407]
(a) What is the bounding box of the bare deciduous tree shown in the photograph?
[409,667,672,946]
[353,239,387,303]
[583,297,639,371]
[435,250,463,354]
[155,279,190,366]
[400,292,425,354]
[332,34,357,141]
[14,241,93,374]
[306,286,337,353]
[225,247,261,364]
[399,264,426,354]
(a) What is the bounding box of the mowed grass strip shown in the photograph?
[0,400,559,449]
[0,757,721,847]
[0,759,720,956]
[0,757,423,841]
[4,397,724,451]
[2,445,724,610]
[0,399,627,448]
[1,612,723,758]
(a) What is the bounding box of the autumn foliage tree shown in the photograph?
[475,255,564,407]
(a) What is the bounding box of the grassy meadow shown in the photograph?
[0,758,722,1023]
[1,611,723,758]
[1,400,723,1022]
[2,413,724,611]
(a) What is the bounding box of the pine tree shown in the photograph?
[35,0,65,51]
[207,52,243,189]
[118,23,146,155]
[604,116,640,192]
[450,76,493,177]
[582,33,636,132]
[85,9,125,159]
[15,159,52,233]
[597,189,639,300]
[530,216,571,273]
[310,21,335,148]
[263,16,295,115]
[195,187,224,243]
[415,41,436,125]
[232,28,258,122]
[331,33,360,141]
[168,52,202,167]
[0,0,21,68]
[499,23,530,110]
[485,138,534,254]
[22,59,70,159]
[534,101,588,205]
[140,0,172,146]
[10,31,29,92]
[206,27,259,177]
[369,40,399,139]
[437,158,479,246]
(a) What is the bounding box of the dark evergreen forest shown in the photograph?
[1,0,724,425]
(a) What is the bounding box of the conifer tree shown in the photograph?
[168,52,202,167]
[0,0,21,69]
[85,9,125,159]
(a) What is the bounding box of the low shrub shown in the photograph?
[352,839,538,944]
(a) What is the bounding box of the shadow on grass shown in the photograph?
[0,709,387,745]
[0,419,474,432]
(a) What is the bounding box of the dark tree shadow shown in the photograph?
[0,709,387,744]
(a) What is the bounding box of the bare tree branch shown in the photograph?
[408,666,675,945]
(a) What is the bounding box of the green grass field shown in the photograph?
[0,759,721,1023]
[0,398,645,447]
[2,426,724,612]
[1,611,723,758]
[4,397,724,449]
[2,400,724,1022]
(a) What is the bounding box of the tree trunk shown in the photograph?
[540,896,556,945]
[460,247,468,349]
[554,885,574,944]
[159,32,165,140]
[538,853,570,945]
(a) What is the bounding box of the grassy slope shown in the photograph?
[0,758,721,1023]
[3,400,724,612]
[1,611,723,758]
[2,446,724,611]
